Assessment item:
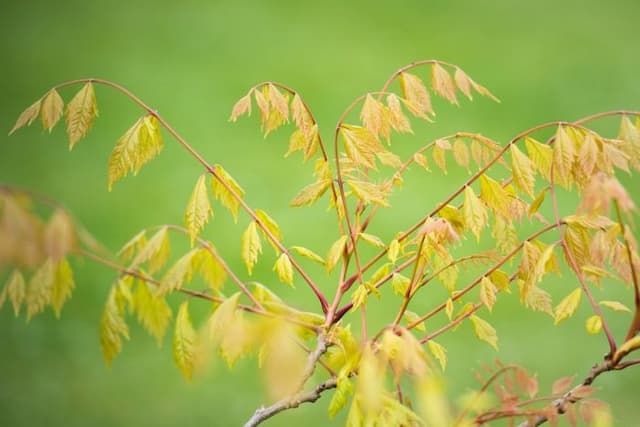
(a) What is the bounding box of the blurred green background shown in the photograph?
[2,0,640,425]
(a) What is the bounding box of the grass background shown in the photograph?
[1,0,640,425]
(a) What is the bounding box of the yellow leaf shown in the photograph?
[174,301,197,380]
[463,186,488,241]
[241,221,262,275]
[386,93,412,134]
[554,288,582,325]
[9,99,41,135]
[469,77,499,102]
[159,249,200,295]
[346,179,389,206]
[511,145,535,198]
[391,273,410,296]
[404,310,426,331]
[290,245,325,265]
[525,137,553,180]
[328,377,353,419]
[470,315,498,350]
[291,93,311,133]
[522,283,553,315]
[341,124,384,169]
[453,68,473,100]
[360,94,389,138]
[100,286,129,366]
[399,72,433,117]
[602,140,630,174]
[479,276,497,312]
[185,174,212,245]
[578,133,599,177]
[267,83,289,121]
[432,140,450,173]
[453,139,470,171]
[431,63,458,105]
[117,230,147,262]
[41,89,64,132]
[479,174,510,217]
[229,93,252,122]
[553,126,576,188]
[599,300,631,313]
[413,152,430,170]
[376,150,402,168]
[427,340,447,371]
[418,375,453,427]
[326,235,349,273]
[1,270,26,316]
[359,232,385,248]
[445,298,454,320]
[585,315,602,335]
[490,270,511,293]
[528,187,547,216]
[208,292,241,342]
[134,281,172,345]
[290,179,331,207]
[255,209,282,252]
[108,115,163,190]
[198,247,227,290]
[133,226,170,274]
[43,208,76,262]
[211,165,244,223]
[65,83,98,149]
[51,257,75,318]
[491,215,518,255]
[351,284,369,311]
[387,238,401,263]
[274,253,294,286]
[26,258,55,321]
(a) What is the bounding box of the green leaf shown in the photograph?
[211,165,245,222]
[554,288,581,325]
[100,286,129,366]
[326,235,348,273]
[159,249,200,295]
[470,315,498,350]
[134,282,172,345]
[274,253,294,286]
[65,82,98,149]
[290,246,325,265]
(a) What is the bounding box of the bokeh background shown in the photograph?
[2,0,640,425]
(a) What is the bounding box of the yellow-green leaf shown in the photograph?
[386,93,412,134]
[554,288,581,325]
[479,276,497,312]
[26,258,55,321]
[174,301,197,380]
[391,273,410,296]
[41,89,64,132]
[9,99,41,135]
[134,281,172,345]
[209,292,241,342]
[404,310,426,331]
[1,270,26,316]
[290,245,325,265]
[290,179,331,207]
[346,180,389,206]
[360,93,388,138]
[479,174,509,217]
[463,186,488,241]
[185,174,212,245]
[255,209,282,252]
[528,187,548,217]
[511,145,535,198]
[198,247,227,291]
[65,83,98,149]
[132,226,170,274]
[340,124,384,169]
[328,376,353,419]
[274,253,294,286]
[51,257,75,318]
[211,165,245,222]
[118,230,147,262]
[585,315,602,335]
[241,221,262,274]
[388,238,401,264]
[359,232,385,248]
[599,300,631,313]
[453,138,470,171]
[470,315,498,350]
[100,286,129,366]
[525,137,553,180]
[553,126,576,188]
[159,249,200,295]
[427,340,447,371]
[326,235,349,273]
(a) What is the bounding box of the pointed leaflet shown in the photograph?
[274,253,294,286]
[427,340,447,371]
[26,258,55,321]
[100,286,130,366]
[229,93,252,122]
[43,208,76,262]
[255,209,282,252]
[403,310,426,331]
[1,270,25,316]
[479,174,510,218]
[554,288,581,325]
[432,139,450,173]
[132,227,170,274]
[470,315,498,350]
[185,174,212,245]
[198,247,227,290]
[510,145,535,197]
[599,300,631,313]
[9,99,41,135]
[453,68,473,100]
[399,72,433,117]
[328,377,354,419]
[326,235,348,273]
[65,82,98,149]
[41,89,64,132]
[452,139,470,171]
[211,165,245,222]
[480,276,497,312]
[134,281,172,345]
[359,232,385,248]
[208,292,241,343]
[267,83,289,120]
[526,137,553,180]
[290,246,325,265]
[241,221,262,274]
[346,180,390,206]
[386,94,412,134]
[159,249,200,295]
[463,186,488,240]
[340,124,384,169]
[50,258,75,318]
[290,179,331,207]
[174,301,197,380]
[108,115,163,190]
[553,126,576,188]
[431,63,458,105]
